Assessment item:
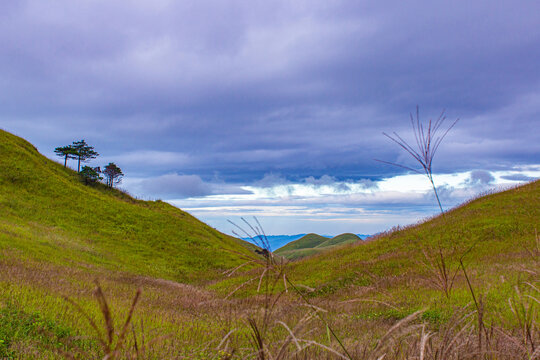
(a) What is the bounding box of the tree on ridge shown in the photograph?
[80,166,103,185]
[54,145,78,167]
[103,162,124,188]
[71,140,99,172]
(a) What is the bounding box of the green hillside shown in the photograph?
[212,181,538,341]
[273,247,321,261]
[0,129,271,358]
[316,232,361,248]
[0,129,252,283]
[274,232,362,260]
[274,233,328,253]
[0,129,537,358]
[283,179,539,314]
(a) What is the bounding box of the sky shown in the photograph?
[1,1,539,236]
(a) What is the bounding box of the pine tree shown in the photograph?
[54,145,78,167]
[71,140,99,172]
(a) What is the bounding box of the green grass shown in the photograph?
[274,233,363,260]
[0,129,537,358]
[0,129,253,284]
[275,233,328,252]
[273,179,540,328]
[0,302,95,358]
[211,180,538,329]
[316,233,361,248]
[290,180,539,290]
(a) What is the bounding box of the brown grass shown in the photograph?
[1,243,539,359]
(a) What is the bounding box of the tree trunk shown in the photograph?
[64,154,68,167]
[77,157,81,172]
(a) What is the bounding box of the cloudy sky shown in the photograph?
[1,1,539,236]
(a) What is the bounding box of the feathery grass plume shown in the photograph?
[229,216,272,254]
[377,106,458,213]
[420,246,459,298]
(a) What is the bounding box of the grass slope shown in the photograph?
[0,129,252,283]
[0,129,538,358]
[204,181,538,358]
[274,233,328,253]
[282,180,539,319]
[316,233,361,248]
[211,181,538,336]
[275,233,362,260]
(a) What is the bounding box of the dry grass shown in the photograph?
[1,129,539,358]
[1,236,539,359]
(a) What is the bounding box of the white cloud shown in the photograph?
[161,169,539,234]
[126,173,252,199]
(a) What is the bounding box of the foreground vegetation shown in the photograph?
[0,129,538,358]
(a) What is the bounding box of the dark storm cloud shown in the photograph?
[0,0,539,184]
[501,174,537,182]
[466,171,496,186]
[134,173,252,199]
[140,174,213,198]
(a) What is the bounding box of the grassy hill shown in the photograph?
[274,232,362,260]
[316,233,361,248]
[279,179,540,322]
[0,129,266,357]
[204,180,539,358]
[209,180,539,354]
[0,129,253,283]
[0,129,537,358]
[274,233,328,252]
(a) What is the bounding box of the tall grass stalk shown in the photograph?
[62,281,149,359]
[227,217,352,359]
[377,106,458,213]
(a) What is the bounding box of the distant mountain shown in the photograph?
[243,234,307,250]
[243,233,369,252]
[274,233,365,260]
[275,233,329,253]
[316,233,361,248]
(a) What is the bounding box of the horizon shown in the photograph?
[1,1,539,235]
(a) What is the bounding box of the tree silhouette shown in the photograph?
[103,162,124,188]
[54,145,78,168]
[71,140,99,172]
[377,106,458,213]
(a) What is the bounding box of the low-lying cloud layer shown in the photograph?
[165,169,538,234]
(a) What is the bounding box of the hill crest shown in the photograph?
[0,129,253,283]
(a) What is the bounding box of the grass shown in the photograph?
[207,180,539,357]
[274,233,363,260]
[0,129,538,358]
[0,303,95,358]
[286,181,539,299]
[0,129,254,283]
[316,233,361,248]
